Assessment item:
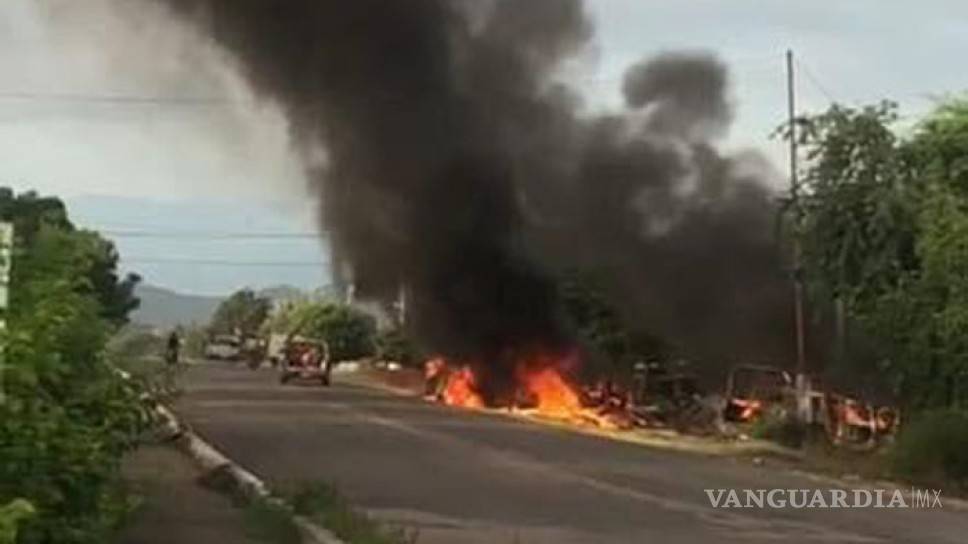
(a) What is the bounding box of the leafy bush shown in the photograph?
[0,189,151,543]
[889,409,968,490]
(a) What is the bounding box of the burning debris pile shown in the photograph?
[151,0,806,406]
[424,355,643,430]
[419,356,900,448]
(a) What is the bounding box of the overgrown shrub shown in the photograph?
[889,409,968,490]
[0,189,150,543]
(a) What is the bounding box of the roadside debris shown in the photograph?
[413,356,900,452]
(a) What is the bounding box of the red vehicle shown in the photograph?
[279,337,332,386]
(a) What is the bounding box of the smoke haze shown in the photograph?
[150,0,800,395]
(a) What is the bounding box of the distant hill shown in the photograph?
[130,284,222,329]
[130,283,315,328]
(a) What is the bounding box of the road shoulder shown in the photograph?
[117,443,257,544]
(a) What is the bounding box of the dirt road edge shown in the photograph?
[154,404,347,544]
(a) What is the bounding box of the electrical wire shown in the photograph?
[123,257,328,267]
[100,229,321,239]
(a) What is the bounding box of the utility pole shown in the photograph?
[787,49,810,421]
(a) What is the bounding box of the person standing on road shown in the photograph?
[166,330,181,367]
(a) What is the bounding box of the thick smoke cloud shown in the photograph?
[623,51,732,140]
[152,0,803,395]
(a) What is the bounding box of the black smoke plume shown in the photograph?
[153,0,804,396]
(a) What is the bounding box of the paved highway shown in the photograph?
[176,362,967,544]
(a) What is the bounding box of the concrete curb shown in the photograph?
[153,404,347,544]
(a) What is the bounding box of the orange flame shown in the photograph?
[441,366,484,409]
[523,367,620,428]
[424,354,625,429]
[518,366,583,418]
[731,399,762,421]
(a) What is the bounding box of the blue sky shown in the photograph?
[65,195,330,295]
[2,1,967,295]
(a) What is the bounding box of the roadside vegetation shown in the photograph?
[230,482,416,544]
[290,483,416,544]
[262,299,377,361]
[777,97,968,487]
[889,409,968,492]
[210,288,271,337]
[0,189,152,543]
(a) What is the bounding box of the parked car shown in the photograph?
[204,334,241,360]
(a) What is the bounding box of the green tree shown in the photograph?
[209,288,271,336]
[262,298,313,336]
[792,99,968,408]
[0,188,140,325]
[791,101,919,309]
[269,302,376,361]
[0,188,151,543]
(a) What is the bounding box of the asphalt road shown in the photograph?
[176,361,968,544]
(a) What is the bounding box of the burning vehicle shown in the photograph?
[824,394,900,450]
[424,353,639,430]
[723,364,794,423]
[720,364,900,449]
[422,354,725,432]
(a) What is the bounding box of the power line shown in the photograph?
[101,229,321,240]
[123,257,328,267]
[795,58,840,105]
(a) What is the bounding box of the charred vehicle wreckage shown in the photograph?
[421,356,900,450]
